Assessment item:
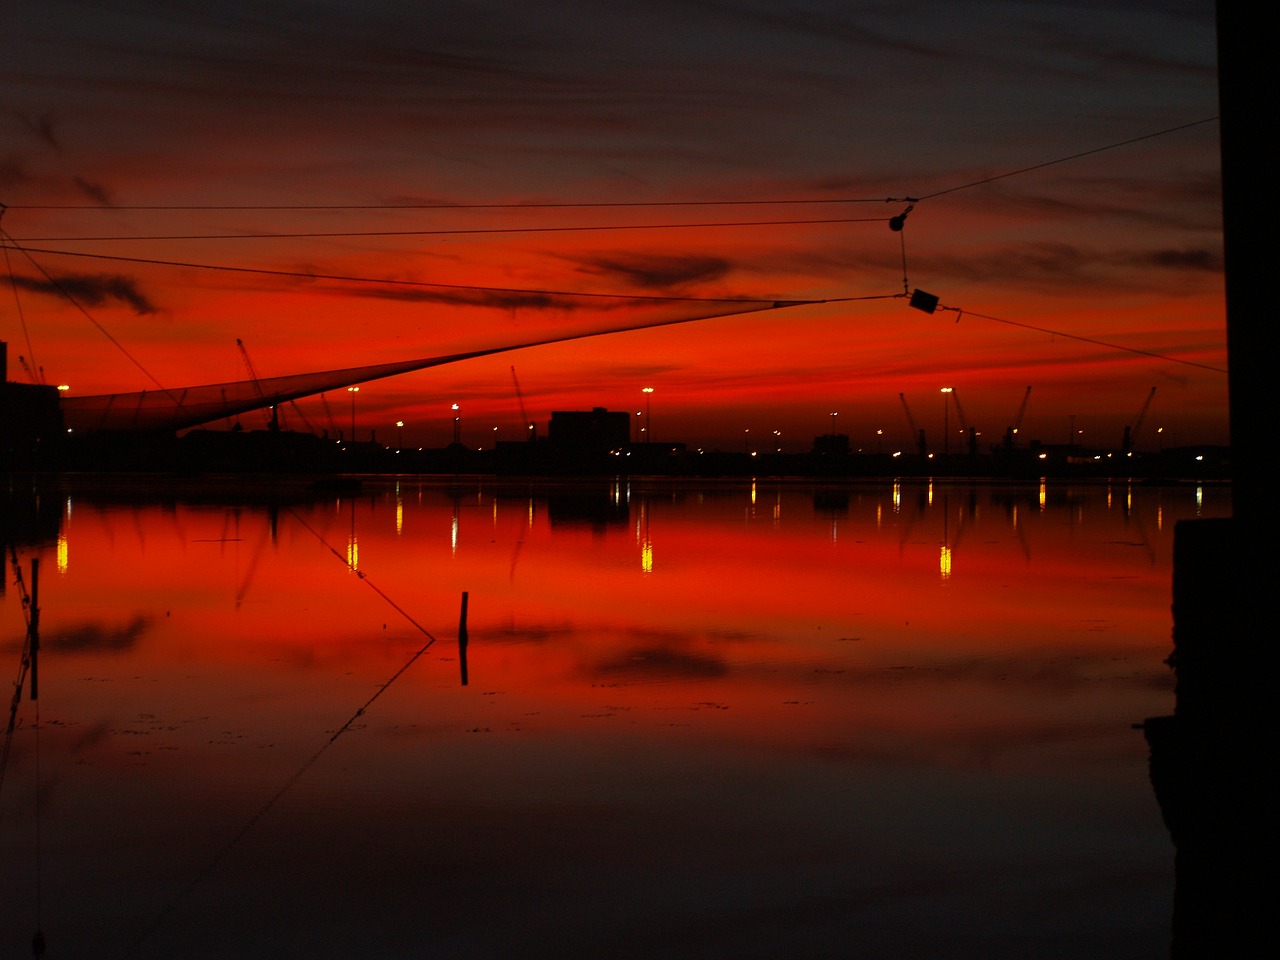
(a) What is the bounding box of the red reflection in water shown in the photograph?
[1,479,1227,958]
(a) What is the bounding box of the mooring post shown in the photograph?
[458,591,469,687]
[29,557,39,701]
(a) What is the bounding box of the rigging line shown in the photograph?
[7,197,899,212]
[0,548,34,805]
[917,117,1218,200]
[2,239,43,385]
[286,508,441,639]
[0,241,887,306]
[897,230,909,296]
[124,511,441,960]
[18,215,886,242]
[0,230,174,398]
[936,304,1227,373]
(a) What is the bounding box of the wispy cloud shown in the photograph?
[11,272,158,313]
[568,253,733,291]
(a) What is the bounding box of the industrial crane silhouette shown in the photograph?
[899,393,928,456]
[1003,386,1031,450]
[948,387,979,456]
[510,366,536,442]
[1122,387,1156,454]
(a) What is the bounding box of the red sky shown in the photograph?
[2,1,1226,451]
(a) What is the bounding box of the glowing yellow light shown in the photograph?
[57,533,69,572]
[939,544,952,580]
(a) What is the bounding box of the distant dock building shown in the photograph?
[547,407,631,455]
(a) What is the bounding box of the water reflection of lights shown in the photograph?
[346,535,359,571]
[1039,481,1047,511]
[637,499,653,573]
[59,497,73,572]
[939,544,952,580]
[892,481,901,513]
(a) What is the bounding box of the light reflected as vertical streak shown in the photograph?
[58,496,72,572]
[892,481,901,513]
[638,499,653,574]
[939,544,952,581]
[1039,480,1047,511]
[345,497,359,571]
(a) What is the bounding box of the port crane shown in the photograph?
[948,387,978,456]
[510,366,536,442]
[236,338,277,430]
[1003,386,1031,450]
[899,393,928,456]
[237,338,320,435]
[1121,387,1156,454]
[16,355,42,386]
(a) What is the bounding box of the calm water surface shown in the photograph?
[2,477,1229,958]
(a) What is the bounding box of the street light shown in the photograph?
[940,387,953,456]
[396,420,404,449]
[452,403,460,446]
[642,387,654,443]
[347,386,359,441]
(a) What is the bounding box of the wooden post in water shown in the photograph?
[29,557,39,701]
[458,591,469,687]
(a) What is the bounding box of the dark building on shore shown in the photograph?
[547,407,631,454]
[1,342,64,472]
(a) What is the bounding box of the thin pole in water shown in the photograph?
[458,591,469,687]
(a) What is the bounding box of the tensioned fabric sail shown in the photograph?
[60,298,810,433]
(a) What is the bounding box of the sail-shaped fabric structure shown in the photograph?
[61,298,810,433]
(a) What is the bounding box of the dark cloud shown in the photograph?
[925,240,1222,291]
[51,614,151,652]
[73,176,114,205]
[335,282,574,311]
[569,253,732,290]
[0,155,36,190]
[16,111,61,148]
[11,272,158,313]
[594,646,730,680]
[1134,247,1221,271]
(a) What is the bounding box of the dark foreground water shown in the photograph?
[1,477,1228,958]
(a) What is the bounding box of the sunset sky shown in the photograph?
[2,1,1225,451]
